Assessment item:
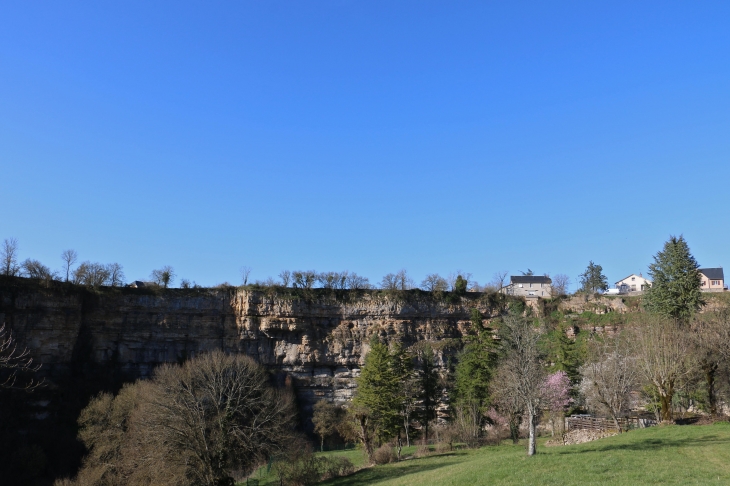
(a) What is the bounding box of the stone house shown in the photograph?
[501,275,552,298]
[699,268,726,292]
[615,273,652,293]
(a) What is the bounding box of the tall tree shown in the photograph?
[391,343,417,450]
[631,316,694,422]
[643,235,704,320]
[61,249,78,282]
[418,345,439,441]
[497,314,546,456]
[353,338,401,456]
[579,261,608,293]
[451,310,498,414]
[312,401,345,452]
[580,335,638,432]
[1,238,20,276]
[151,266,176,288]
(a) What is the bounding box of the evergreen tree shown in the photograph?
[579,261,608,293]
[551,326,581,384]
[353,338,401,445]
[454,275,468,295]
[390,342,418,448]
[643,235,704,320]
[451,310,499,412]
[419,344,439,441]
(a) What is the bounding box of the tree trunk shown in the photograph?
[510,417,520,444]
[404,416,410,447]
[321,436,324,452]
[359,417,374,463]
[527,411,537,456]
[660,393,673,422]
[704,362,717,415]
[610,413,622,434]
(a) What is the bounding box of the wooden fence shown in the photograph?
[566,415,656,432]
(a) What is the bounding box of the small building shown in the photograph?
[501,275,552,298]
[699,268,725,292]
[615,274,652,294]
[128,280,156,288]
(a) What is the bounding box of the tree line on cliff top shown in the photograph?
[4,236,575,295]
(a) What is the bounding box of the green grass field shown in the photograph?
[245,423,730,485]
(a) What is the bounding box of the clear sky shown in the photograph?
[1,1,729,289]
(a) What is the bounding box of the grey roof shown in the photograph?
[699,268,724,280]
[510,275,552,284]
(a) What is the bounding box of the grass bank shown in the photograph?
[313,423,730,485]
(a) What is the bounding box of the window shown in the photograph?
[702,281,706,286]
[631,285,636,291]
[631,277,635,281]
[712,280,720,286]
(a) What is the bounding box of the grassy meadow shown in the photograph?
[247,423,730,485]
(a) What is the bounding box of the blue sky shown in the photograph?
[1,1,729,289]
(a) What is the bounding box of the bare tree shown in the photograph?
[491,270,509,292]
[580,335,638,432]
[1,237,20,276]
[691,309,730,415]
[346,272,371,290]
[491,366,523,444]
[240,266,252,286]
[151,266,175,288]
[61,249,78,282]
[0,323,42,390]
[497,314,546,456]
[292,270,316,289]
[74,262,112,287]
[550,273,570,297]
[20,258,56,280]
[631,316,694,422]
[381,269,413,291]
[72,351,296,486]
[106,263,125,287]
[279,270,291,287]
[420,273,448,292]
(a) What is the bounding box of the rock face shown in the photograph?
[0,279,502,420]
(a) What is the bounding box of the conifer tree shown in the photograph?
[643,235,704,320]
[451,309,499,412]
[579,261,608,293]
[391,342,417,449]
[419,344,439,441]
[353,338,401,447]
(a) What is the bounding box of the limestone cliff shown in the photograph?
[0,279,506,422]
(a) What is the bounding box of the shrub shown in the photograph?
[273,449,354,486]
[372,444,397,465]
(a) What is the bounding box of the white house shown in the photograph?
[501,275,552,298]
[615,274,652,293]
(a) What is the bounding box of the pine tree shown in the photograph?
[419,345,439,441]
[451,310,499,411]
[579,261,608,293]
[643,235,704,320]
[390,342,417,449]
[353,338,401,445]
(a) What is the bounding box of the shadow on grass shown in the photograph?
[321,453,465,486]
